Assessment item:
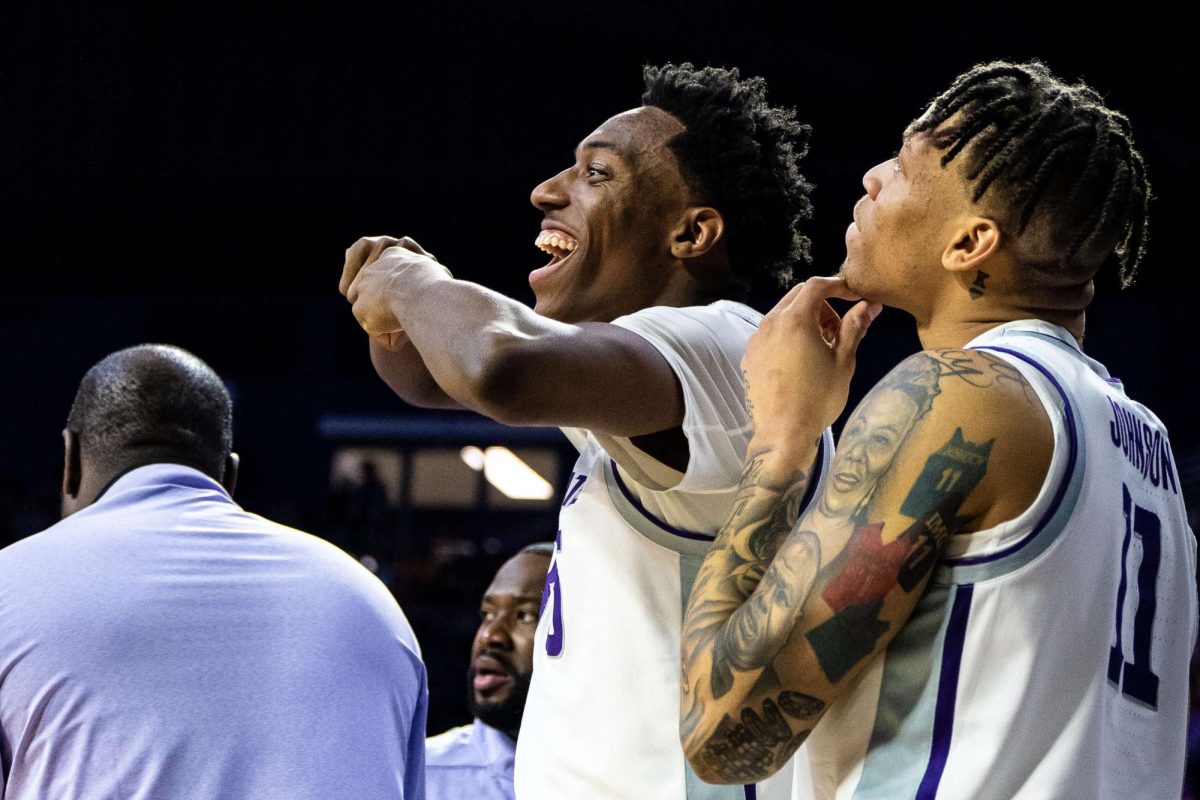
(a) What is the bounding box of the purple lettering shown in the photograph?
[1109,398,1123,446]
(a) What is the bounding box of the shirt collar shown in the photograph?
[967,319,1082,352]
[472,718,516,774]
[94,463,235,506]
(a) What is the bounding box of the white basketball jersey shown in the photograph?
[803,320,1197,800]
[515,302,834,800]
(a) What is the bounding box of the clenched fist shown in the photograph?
[339,235,452,350]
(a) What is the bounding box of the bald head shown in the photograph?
[65,345,233,493]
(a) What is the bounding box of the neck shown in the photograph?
[913,268,1088,349]
[915,300,1085,350]
[78,455,220,504]
[642,264,718,312]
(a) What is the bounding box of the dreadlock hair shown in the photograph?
[910,60,1150,288]
[642,63,813,289]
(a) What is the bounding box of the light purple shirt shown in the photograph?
[426,719,515,800]
[0,464,427,799]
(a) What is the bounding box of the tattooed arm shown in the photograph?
[680,284,1052,784]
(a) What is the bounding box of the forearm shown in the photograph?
[681,432,824,782]
[368,338,462,410]
[385,267,555,418]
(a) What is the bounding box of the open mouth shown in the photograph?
[530,228,580,287]
[472,657,514,693]
[832,471,861,492]
[535,229,578,263]
[535,229,578,266]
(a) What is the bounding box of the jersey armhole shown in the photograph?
[935,345,1083,584]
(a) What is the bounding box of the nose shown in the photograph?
[478,614,515,651]
[531,167,570,211]
[862,160,890,200]
[845,433,868,462]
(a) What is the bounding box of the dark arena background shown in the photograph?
[2,0,1197,779]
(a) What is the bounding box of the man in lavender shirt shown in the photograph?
[425,543,552,800]
[0,344,427,799]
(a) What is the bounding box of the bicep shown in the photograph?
[772,354,1030,698]
[368,338,465,410]
[487,322,684,438]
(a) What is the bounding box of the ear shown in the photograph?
[941,216,1002,274]
[670,207,725,261]
[222,452,240,497]
[62,429,82,500]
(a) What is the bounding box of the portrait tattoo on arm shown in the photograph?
[687,453,815,702]
[806,427,993,682]
[682,351,1001,783]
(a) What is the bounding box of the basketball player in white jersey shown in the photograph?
[680,60,1196,799]
[340,64,825,798]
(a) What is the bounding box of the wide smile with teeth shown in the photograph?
[535,230,578,264]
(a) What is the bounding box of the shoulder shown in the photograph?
[0,507,109,574]
[611,301,760,343]
[863,348,1053,527]
[243,515,423,653]
[603,302,760,391]
[870,347,1048,423]
[0,524,61,574]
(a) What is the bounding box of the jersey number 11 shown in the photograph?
[1107,483,1162,710]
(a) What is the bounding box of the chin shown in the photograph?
[474,690,510,708]
[837,260,866,295]
[531,290,561,319]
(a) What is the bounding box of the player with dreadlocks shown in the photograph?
[340,64,823,798]
[681,60,1193,799]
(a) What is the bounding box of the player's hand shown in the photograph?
[742,276,882,443]
[340,236,452,345]
[338,235,440,298]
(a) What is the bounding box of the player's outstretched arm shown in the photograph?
[340,235,685,436]
[680,337,1051,784]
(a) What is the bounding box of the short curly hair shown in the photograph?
[67,344,233,479]
[642,63,813,289]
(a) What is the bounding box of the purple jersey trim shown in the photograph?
[797,434,826,517]
[607,460,714,541]
[915,583,974,799]
[1023,328,1079,351]
[944,345,1078,566]
[606,436,826,545]
[744,783,757,799]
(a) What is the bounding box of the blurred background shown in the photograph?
[2,1,1196,754]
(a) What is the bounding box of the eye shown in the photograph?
[517,610,539,624]
[480,609,495,622]
[585,163,609,180]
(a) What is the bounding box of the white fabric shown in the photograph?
[517,301,831,800]
[802,320,1197,800]
[603,300,763,532]
[0,464,428,800]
